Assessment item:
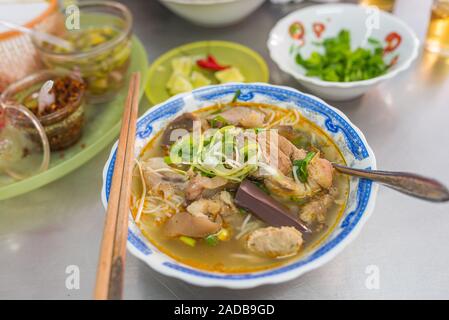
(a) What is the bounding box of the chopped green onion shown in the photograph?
[210,115,228,128]
[368,37,381,46]
[231,89,241,103]
[290,196,307,205]
[163,156,173,164]
[293,151,316,183]
[204,235,219,246]
[179,236,196,247]
[252,180,270,194]
[200,171,216,178]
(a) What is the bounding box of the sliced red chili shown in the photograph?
[384,32,402,54]
[196,54,229,71]
[289,21,305,40]
[313,22,325,38]
[388,55,399,68]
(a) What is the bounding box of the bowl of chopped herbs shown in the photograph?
[267,4,419,101]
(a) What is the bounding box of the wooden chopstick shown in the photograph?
[94,72,141,300]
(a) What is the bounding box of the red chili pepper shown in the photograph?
[313,22,325,38]
[289,21,305,40]
[388,55,399,68]
[197,55,229,71]
[384,32,402,54]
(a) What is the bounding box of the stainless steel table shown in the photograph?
[1,0,448,300]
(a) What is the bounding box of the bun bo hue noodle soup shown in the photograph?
[131,100,349,273]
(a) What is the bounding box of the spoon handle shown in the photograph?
[0,20,73,50]
[332,164,449,202]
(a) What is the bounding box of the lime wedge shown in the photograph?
[215,67,245,83]
[167,73,193,95]
[190,71,211,88]
[171,57,192,76]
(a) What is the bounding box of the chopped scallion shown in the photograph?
[179,236,196,247]
[231,89,241,103]
[205,235,219,246]
[293,151,316,183]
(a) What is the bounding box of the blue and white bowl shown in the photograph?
[101,83,378,289]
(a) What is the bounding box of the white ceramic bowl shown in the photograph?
[268,4,420,101]
[101,83,378,288]
[159,0,265,27]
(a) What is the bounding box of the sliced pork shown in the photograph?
[216,107,266,128]
[185,174,230,201]
[164,211,222,238]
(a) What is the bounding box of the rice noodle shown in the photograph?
[240,214,252,232]
[235,219,263,240]
[131,159,186,224]
[230,253,265,262]
[266,108,301,128]
[134,160,146,224]
[260,108,275,127]
[292,164,301,185]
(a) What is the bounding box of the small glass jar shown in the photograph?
[32,1,133,103]
[1,69,86,151]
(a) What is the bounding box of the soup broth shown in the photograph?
[132,103,349,273]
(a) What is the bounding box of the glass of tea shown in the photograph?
[359,0,396,12]
[426,0,449,56]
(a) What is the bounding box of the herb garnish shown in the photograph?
[295,30,388,82]
[293,151,316,183]
[231,89,241,103]
[210,115,228,128]
[205,235,219,246]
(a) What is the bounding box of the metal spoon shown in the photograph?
[0,20,73,51]
[332,163,449,202]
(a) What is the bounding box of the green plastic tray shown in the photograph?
[0,36,149,200]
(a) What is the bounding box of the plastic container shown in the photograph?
[32,1,133,103]
[1,69,86,151]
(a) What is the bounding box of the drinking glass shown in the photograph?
[359,0,396,12]
[426,0,449,56]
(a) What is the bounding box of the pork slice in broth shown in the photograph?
[164,211,222,238]
[214,107,266,128]
[185,174,230,201]
[141,157,187,197]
